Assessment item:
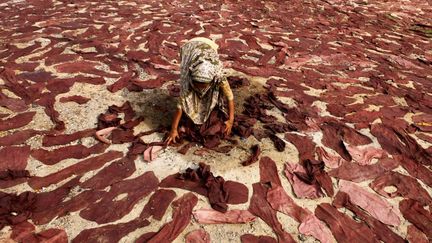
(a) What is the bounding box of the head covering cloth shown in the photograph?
[179,39,226,125]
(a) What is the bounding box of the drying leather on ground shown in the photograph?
[80,155,137,190]
[294,159,334,197]
[79,171,159,224]
[346,145,386,165]
[72,218,150,243]
[0,111,35,131]
[41,128,95,146]
[0,129,42,146]
[259,156,282,186]
[371,124,432,166]
[240,234,277,243]
[0,170,30,189]
[407,225,428,243]
[193,208,256,224]
[248,183,295,243]
[145,193,198,243]
[267,186,334,243]
[0,146,31,171]
[396,155,432,187]
[339,180,401,226]
[30,143,108,165]
[316,146,345,168]
[370,171,432,206]
[242,144,261,166]
[260,157,333,243]
[315,203,380,243]
[284,162,324,199]
[284,133,316,161]
[333,192,405,243]
[140,189,177,220]
[399,199,432,239]
[159,163,248,212]
[11,221,68,243]
[28,151,123,189]
[185,229,211,243]
[328,157,399,182]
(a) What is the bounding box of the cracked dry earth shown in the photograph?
[1,0,432,242]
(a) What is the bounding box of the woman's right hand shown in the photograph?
[165,129,180,145]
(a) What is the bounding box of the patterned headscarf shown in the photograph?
[179,39,225,124]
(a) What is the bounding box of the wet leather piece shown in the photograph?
[248,183,295,243]
[259,156,282,186]
[59,95,90,104]
[0,112,35,131]
[399,199,432,239]
[0,129,42,146]
[80,155,137,190]
[240,234,277,243]
[371,124,431,166]
[140,189,177,221]
[146,193,198,243]
[284,162,324,199]
[333,192,405,243]
[11,221,68,243]
[160,163,248,212]
[261,157,333,243]
[407,225,428,243]
[0,170,30,189]
[370,171,432,206]
[315,203,380,243]
[41,128,95,146]
[0,146,31,171]
[193,208,256,224]
[294,159,334,197]
[73,218,150,243]
[0,191,36,229]
[79,171,159,224]
[328,158,399,182]
[316,146,345,168]
[185,229,211,243]
[285,133,316,161]
[397,155,432,188]
[242,144,261,166]
[339,180,401,226]
[30,143,108,165]
[346,145,386,165]
[28,151,123,189]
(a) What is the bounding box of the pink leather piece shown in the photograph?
[346,145,386,165]
[143,145,163,162]
[284,162,324,199]
[316,146,345,168]
[267,186,333,243]
[299,214,335,243]
[193,208,256,224]
[339,180,401,226]
[95,126,116,144]
[185,229,211,243]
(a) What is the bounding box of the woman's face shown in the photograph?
[192,80,210,92]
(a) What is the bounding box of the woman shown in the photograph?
[165,37,234,147]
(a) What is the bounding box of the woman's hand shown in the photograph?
[165,129,180,145]
[165,108,183,145]
[224,119,233,136]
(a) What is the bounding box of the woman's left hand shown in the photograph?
[224,119,233,136]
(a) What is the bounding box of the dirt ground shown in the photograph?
[1,0,432,242]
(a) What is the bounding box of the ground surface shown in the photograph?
[0,0,432,242]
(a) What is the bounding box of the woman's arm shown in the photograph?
[220,79,234,135]
[165,108,182,144]
[224,98,235,135]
